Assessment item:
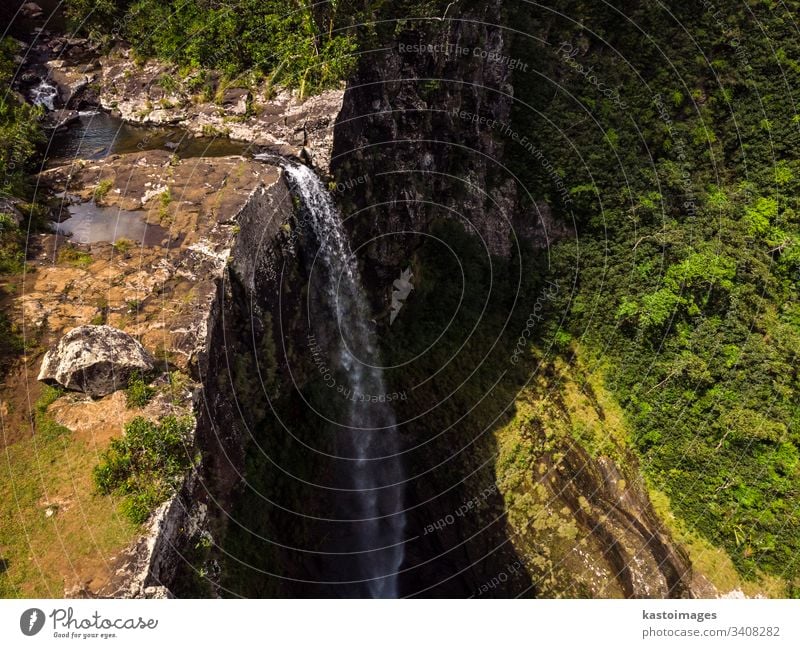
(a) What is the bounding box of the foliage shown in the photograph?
[65,0,363,96]
[125,371,156,409]
[0,311,23,374]
[93,415,193,524]
[0,212,24,275]
[0,38,44,200]
[93,179,113,203]
[506,0,800,584]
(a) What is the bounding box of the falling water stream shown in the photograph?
[282,162,406,598]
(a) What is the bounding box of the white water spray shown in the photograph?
[30,80,58,111]
[283,162,406,598]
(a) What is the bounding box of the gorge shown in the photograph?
[1,0,799,602]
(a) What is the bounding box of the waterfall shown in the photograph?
[282,162,406,598]
[30,80,58,111]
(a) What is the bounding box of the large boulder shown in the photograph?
[38,325,155,397]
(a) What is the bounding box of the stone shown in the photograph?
[21,2,43,18]
[38,325,155,397]
[42,108,80,130]
[0,197,25,227]
[221,87,250,116]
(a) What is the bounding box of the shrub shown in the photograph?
[93,415,193,524]
[93,179,113,203]
[166,370,190,405]
[125,372,156,409]
[112,238,133,255]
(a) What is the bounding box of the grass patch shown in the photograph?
[57,245,93,268]
[93,415,193,524]
[34,385,71,440]
[0,418,138,597]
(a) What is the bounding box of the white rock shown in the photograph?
[38,325,155,397]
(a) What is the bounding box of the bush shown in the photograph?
[0,213,24,275]
[0,38,44,199]
[125,372,156,409]
[64,0,360,96]
[93,415,193,524]
[93,179,113,203]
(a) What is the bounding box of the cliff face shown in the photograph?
[326,4,703,599]
[109,175,297,598]
[332,0,562,275]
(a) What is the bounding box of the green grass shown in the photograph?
[33,386,71,440]
[57,245,93,268]
[0,395,138,597]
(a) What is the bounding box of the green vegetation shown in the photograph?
[93,415,193,524]
[0,212,24,275]
[112,237,133,255]
[0,39,44,200]
[165,370,190,405]
[157,187,172,223]
[56,245,93,268]
[0,37,45,374]
[93,178,114,203]
[0,312,23,375]
[0,409,138,597]
[34,385,71,439]
[125,372,156,409]
[506,1,800,588]
[65,0,364,96]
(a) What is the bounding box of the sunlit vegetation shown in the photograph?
[93,415,194,524]
[65,0,364,96]
[508,1,800,589]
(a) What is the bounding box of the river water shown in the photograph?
[45,110,250,165]
[46,110,249,246]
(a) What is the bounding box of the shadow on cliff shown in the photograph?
[172,212,538,598]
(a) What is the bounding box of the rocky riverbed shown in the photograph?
[14,28,343,171]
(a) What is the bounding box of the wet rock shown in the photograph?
[46,59,99,109]
[38,325,155,397]
[42,108,80,130]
